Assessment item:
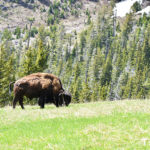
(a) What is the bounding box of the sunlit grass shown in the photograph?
[0,100,150,149]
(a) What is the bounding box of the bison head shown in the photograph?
[58,91,71,106]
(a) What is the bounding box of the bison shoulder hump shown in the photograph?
[40,79,52,89]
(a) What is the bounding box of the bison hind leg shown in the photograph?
[13,96,24,109]
[19,98,24,109]
[13,96,18,109]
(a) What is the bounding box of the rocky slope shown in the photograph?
[0,0,149,33]
[0,0,102,33]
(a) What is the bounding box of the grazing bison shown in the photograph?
[9,73,71,109]
[27,73,65,107]
[9,76,53,109]
[9,73,65,109]
[31,73,72,107]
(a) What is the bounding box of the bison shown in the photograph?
[27,73,65,107]
[9,76,53,109]
[9,73,66,109]
[28,73,71,107]
[9,73,71,109]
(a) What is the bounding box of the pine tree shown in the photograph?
[90,83,99,101]
[71,78,81,103]
[100,53,112,86]
[0,45,15,106]
[143,26,150,65]
[35,40,48,72]
[19,47,37,77]
[80,80,91,102]
[99,84,108,100]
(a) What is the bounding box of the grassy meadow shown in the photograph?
[0,100,150,150]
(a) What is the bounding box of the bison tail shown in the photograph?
[9,81,15,95]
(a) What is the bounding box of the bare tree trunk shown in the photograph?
[27,22,32,50]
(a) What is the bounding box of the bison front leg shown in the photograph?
[55,96,59,107]
[39,96,45,109]
[58,95,64,107]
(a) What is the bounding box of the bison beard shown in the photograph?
[9,73,65,109]
[58,92,71,106]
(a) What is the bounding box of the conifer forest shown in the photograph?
[0,0,150,106]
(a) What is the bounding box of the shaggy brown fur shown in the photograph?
[9,73,65,109]
[30,73,72,107]
[27,73,64,107]
[28,73,64,96]
[11,76,53,109]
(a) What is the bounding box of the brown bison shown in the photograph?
[27,73,65,107]
[29,73,71,107]
[9,73,65,109]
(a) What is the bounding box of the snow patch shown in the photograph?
[136,6,150,15]
[114,0,143,17]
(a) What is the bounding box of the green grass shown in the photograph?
[0,100,150,150]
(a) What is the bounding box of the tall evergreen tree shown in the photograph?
[0,45,15,106]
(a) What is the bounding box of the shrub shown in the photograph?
[30,27,38,37]
[131,2,141,12]
[47,15,55,25]
[14,27,21,39]
[2,29,12,40]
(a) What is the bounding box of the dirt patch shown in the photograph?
[0,0,101,34]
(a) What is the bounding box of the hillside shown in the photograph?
[0,0,150,106]
[0,101,150,149]
[1,0,149,33]
[0,0,101,33]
